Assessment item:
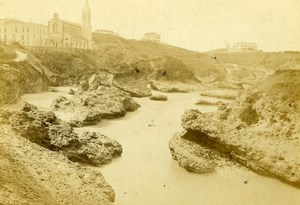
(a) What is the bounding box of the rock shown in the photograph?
[22,101,38,112]
[51,86,140,127]
[149,95,168,101]
[169,132,218,173]
[170,70,300,187]
[0,125,115,204]
[115,82,152,97]
[80,80,89,92]
[199,91,237,100]
[0,49,48,107]
[149,81,189,93]
[48,87,59,92]
[195,99,225,106]
[0,104,122,166]
[68,88,75,95]
[69,110,102,127]
[122,97,141,111]
[88,72,114,90]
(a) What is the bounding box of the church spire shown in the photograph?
[82,0,91,13]
[81,0,92,48]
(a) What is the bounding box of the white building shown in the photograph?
[0,19,47,47]
[142,32,161,43]
[94,29,119,36]
[0,0,92,49]
[230,42,258,51]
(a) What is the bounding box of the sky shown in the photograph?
[0,0,299,52]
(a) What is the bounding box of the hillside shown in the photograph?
[169,69,300,186]
[0,43,48,106]
[30,33,300,89]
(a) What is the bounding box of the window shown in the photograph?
[15,27,17,32]
[27,27,29,32]
[53,23,59,33]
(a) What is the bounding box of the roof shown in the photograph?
[0,18,47,27]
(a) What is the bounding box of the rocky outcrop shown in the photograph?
[0,61,47,106]
[170,70,300,187]
[115,82,152,97]
[149,95,168,101]
[195,99,225,106]
[149,81,189,93]
[169,132,218,173]
[0,125,115,205]
[51,74,140,127]
[0,102,122,166]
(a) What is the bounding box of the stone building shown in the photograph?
[230,42,258,51]
[0,19,47,47]
[142,32,161,43]
[45,0,92,49]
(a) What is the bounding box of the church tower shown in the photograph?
[82,0,92,49]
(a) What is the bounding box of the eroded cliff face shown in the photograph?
[0,126,115,205]
[0,45,48,106]
[0,102,121,204]
[170,70,300,187]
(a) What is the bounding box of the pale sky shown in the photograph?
[0,0,299,52]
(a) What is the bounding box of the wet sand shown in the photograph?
[3,88,300,205]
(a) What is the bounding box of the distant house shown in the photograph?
[0,19,47,47]
[230,42,258,51]
[142,32,161,43]
[94,29,119,36]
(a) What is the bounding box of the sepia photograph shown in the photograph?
[0,0,299,204]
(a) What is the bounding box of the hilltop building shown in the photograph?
[0,0,92,49]
[45,0,92,49]
[0,19,47,47]
[142,32,161,43]
[94,29,119,36]
[229,42,258,52]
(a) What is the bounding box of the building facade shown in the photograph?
[142,32,161,43]
[0,19,47,47]
[230,42,258,51]
[0,0,92,49]
[45,0,92,49]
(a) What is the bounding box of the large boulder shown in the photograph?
[1,102,122,166]
[149,95,168,101]
[88,72,114,90]
[51,85,140,127]
[149,81,189,93]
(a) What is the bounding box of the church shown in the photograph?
[45,0,92,49]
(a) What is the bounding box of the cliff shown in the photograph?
[169,70,300,187]
[0,44,49,106]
